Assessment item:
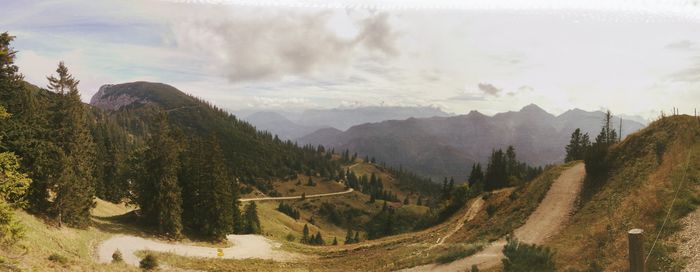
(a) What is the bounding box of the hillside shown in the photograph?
[299,104,645,180]
[546,115,700,271]
[90,82,345,186]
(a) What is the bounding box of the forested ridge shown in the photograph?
[0,32,442,242]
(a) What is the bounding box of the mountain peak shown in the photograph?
[90,81,192,111]
[519,103,547,113]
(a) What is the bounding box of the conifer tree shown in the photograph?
[344,228,354,244]
[468,163,484,188]
[354,231,360,243]
[565,128,590,162]
[46,62,96,228]
[302,223,310,243]
[332,237,338,245]
[137,112,183,238]
[243,201,261,234]
[179,136,234,240]
[314,231,324,245]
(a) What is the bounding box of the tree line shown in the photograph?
[467,146,544,192]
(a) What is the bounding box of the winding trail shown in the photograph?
[240,188,354,202]
[402,163,585,272]
[98,234,297,266]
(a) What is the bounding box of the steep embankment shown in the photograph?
[548,115,700,271]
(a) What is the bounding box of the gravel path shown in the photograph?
[401,163,585,272]
[240,188,354,202]
[97,234,297,266]
[675,207,700,272]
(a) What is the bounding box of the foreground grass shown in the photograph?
[0,211,137,272]
[434,243,485,264]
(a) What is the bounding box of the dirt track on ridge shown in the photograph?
[402,163,585,272]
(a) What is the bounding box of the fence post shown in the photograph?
[628,229,645,272]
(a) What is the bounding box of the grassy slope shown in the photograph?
[548,115,700,271]
[447,162,577,244]
[255,161,433,246]
[0,207,136,271]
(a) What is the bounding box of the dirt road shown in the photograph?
[97,234,297,266]
[403,163,585,271]
[240,188,354,202]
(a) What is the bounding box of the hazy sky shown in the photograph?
[3,0,700,119]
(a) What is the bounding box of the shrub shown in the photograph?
[285,233,295,242]
[0,202,24,245]
[48,253,68,265]
[139,254,158,270]
[502,236,555,272]
[486,205,497,217]
[112,250,123,263]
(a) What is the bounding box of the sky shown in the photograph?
[3,0,700,120]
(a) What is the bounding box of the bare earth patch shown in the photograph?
[97,234,299,266]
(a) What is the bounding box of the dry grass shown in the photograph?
[0,210,138,272]
[447,162,577,244]
[548,115,700,271]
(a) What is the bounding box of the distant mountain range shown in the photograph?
[243,106,451,140]
[298,104,646,180]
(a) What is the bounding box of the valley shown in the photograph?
[2,6,700,271]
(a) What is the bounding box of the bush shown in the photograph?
[139,254,158,270]
[502,236,555,272]
[486,205,497,217]
[285,233,295,242]
[112,250,123,263]
[0,202,24,245]
[48,253,68,265]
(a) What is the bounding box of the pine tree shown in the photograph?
[179,136,234,240]
[332,237,338,245]
[314,231,324,245]
[403,195,409,205]
[468,163,484,188]
[302,224,310,243]
[505,146,517,177]
[484,149,508,191]
[46,62,96,228]
[344,228,354,244]
[137,112,183,238]
[354,231,360,243]
[565,128,590,162]
[243,201,261,234]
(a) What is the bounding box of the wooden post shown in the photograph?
[628,229,645,272]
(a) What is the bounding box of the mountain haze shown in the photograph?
[242,111,327,140]
[299,104,645,180]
